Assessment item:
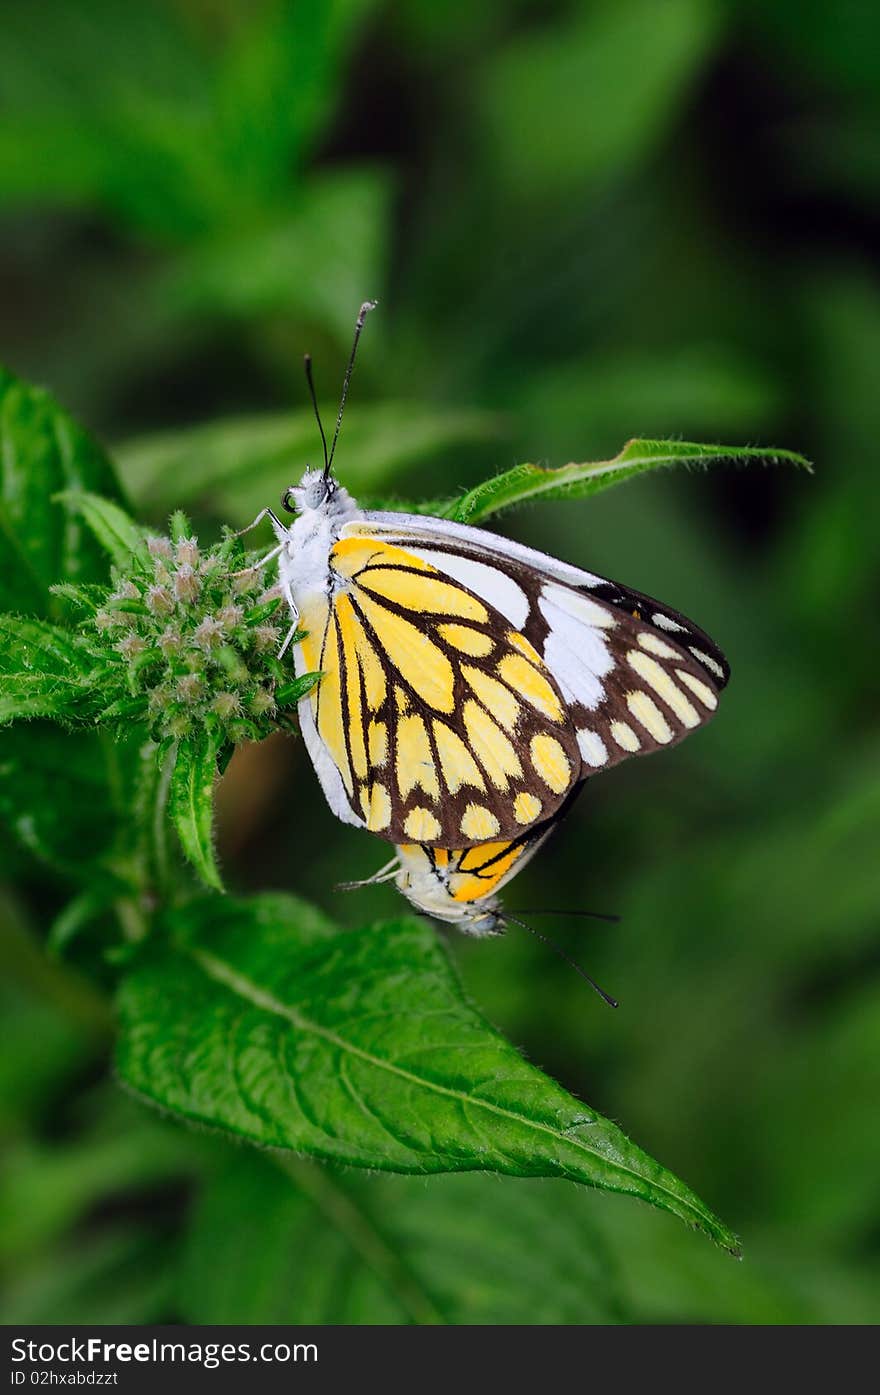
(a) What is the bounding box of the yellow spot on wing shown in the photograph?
[296,594,329,678]
[460,804,501,839]
[438,624,494,657]
[508,631,544,664]
[335,595,367,779]
[513,791,543,824]
[529,732,571,793]
[496,653,563,721]
[611,721,640,751]
[627,650,699,728]
[368,719,388,766]
[676,669,718,710]
[463,701,523,789]
[626,690,673,743]
[340,599,386,713]
[315,613,353,795]
[638,632,680,659]
[331,536,434,580]
[356,594,455,713]
[462,665,520,731]
[359,567,488,622]
[404,806,442,840]
[365,783,391,831]
[432,721,486,794]
[396,714,440,800]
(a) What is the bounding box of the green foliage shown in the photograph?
[117,893,737,1252]
[117,402,500,522]
[437,439,811,524]
[182,1155,623,1324]
[0,355,769,1324]
[479,0,722,200]
[0,368,124,617]
[1,0,877,1328]
[0,617,96,724]
[168,730,225,891]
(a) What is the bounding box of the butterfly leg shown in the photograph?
[277,611,300,660]
[231,506,284,539]
[335,857,400,891]
[231,540,286,580]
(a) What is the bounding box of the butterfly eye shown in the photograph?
[280,487,296,514]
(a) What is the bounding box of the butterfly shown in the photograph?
[355,818,565,938]
[342,840,540,936]
[248,303,730,851]
[338,784,620,1003]
[337,784,619,1003]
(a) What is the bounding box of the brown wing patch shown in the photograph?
[564,623,725,774]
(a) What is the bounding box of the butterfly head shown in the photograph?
[280,468,355,521]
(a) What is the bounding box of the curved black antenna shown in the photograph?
[324,299,378,481]
[515,907,620,924]
[503,913,619,1008]
[303,353,329,476]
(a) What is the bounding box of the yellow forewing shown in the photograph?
[296,535,580,845]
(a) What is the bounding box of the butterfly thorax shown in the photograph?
[279,470,361,601]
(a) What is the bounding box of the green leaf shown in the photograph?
[168,732,224,891]
[274,671,322,707]
[182,1152,624,1325]
[0,726,130,882]
[53,490,148,571]
[0,366,126,617]
[437,438,813,524]
[47,582,109,615]
[480,0,723,201]
[0,615,97,725]
[117,894,739,1253]
[117,402,499,517]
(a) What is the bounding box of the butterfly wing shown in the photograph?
[345,512,728,774]
[293,534,582,846]
[394,777,586,932]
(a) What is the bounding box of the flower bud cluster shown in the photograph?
[93,525,289,745]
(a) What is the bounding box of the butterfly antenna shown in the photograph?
[503,913,619,1008]
[303,354,329,477]
[516,907,620,924]
[325,299,378,481]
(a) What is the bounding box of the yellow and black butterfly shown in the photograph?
[341,836,547,937]
[250,303,729,851]
[390,829,558,937]
[339,786,619,1003]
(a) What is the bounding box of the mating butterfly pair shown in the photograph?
[250,305,729,941]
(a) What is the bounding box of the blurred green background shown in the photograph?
[2,0,879,1324]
